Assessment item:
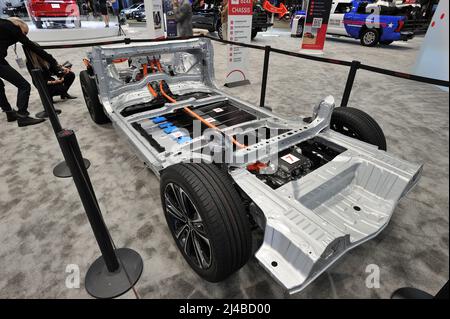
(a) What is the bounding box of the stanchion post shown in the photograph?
[53,117,142,299]
[31,69,63,133]
[341,60,361,107]
[30,69,91,178]
[57,129,120,272]
[260,45,271,108]
[30,69,142,298]
[56,133,143,299]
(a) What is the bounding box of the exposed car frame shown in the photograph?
[80,38,422,293]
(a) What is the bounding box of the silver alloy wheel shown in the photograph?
[164,183,212,270]
[363,31,376,45]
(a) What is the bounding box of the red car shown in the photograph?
[25,0,81,29]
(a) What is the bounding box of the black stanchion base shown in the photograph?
[36,109,61,119]
[85,248,143,299]
[53,158,91,178]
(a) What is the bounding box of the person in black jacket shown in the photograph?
[28,48,77,101]
[45,67,77,101]
[0,17,60,127]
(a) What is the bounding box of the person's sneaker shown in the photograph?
[61,93,77,100]
[17,115,46,127]
[5,110,18,122]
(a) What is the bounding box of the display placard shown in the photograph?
[300,0,333,53]
[163,0,177,38]
[145,0,165,39]
[225,0,253,87]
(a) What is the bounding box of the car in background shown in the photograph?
[192,0,272,40]
[294,0,417,46]
[131,4,145,20]
[120,2,143,19]
[25,0,81,29]
[2,0,28,17]
[134,7,146,22]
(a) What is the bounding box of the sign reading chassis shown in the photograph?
[225,0,253,86]
[87,38,422,293]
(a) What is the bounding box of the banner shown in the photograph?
[163,0,177,38]
[225,0,253,87]
[144,0,165,39]
[300,0,333,52]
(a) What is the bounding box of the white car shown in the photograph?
[120,2,143,19]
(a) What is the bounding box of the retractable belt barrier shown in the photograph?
[39,34,449,108]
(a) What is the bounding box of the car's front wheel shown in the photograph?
[79,70,110,124]
[161,163,252,282]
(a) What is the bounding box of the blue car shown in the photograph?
[293,0,415,46]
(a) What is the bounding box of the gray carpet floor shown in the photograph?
[0,28,448,298]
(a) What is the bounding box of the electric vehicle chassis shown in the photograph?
[80,38,422,294]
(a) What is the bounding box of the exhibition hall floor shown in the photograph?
[0,29,448,298]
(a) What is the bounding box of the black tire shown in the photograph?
[216,21,223,40]
[79,70,110,124]
[360,28,380,47]
[161,163,252,282]
[251,29,258,40]
[380,40,393,45]
[331,107,387,150]
[297,22,304,37]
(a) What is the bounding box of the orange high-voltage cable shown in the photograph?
[143,63,158,97]
[144,59,246,149]
[158,81,246,149]
[147,59,268,169]
[156,60,163,72]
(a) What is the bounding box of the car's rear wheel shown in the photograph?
[331,107,387,150]
[34,20,43,29]
[161,163,252,282]
[79,70,110,124]
[360,28,380,47]
[251,29,258,40]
